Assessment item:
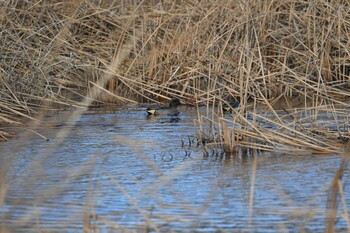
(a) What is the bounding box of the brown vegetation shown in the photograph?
[1,0,350,154]
[1,1,350,232]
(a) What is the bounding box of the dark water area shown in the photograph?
[0,106,349,232]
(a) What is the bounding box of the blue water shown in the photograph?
[0,106,349,232]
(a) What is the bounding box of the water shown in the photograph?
[1,106,349,232]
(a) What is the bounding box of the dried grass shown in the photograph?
[2,1,350,232]
[1,0,350,151]
[325,140,350,233]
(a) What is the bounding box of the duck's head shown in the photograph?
[169,98,181,108]
[223,102,239,112]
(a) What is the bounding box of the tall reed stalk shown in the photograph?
[0,0,349,153]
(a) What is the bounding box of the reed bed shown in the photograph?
[2,1,350,232]
[195,100,350,156]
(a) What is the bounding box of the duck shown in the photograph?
[146,98,181,116]
[223,101,239,112]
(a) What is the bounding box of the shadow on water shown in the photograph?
[0,106,349,232]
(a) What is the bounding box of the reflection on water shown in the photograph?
[0,106,349,232]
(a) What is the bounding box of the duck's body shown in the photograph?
[146,98,181,116]
[223,102,239,112]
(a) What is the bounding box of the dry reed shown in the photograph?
[2,1,350,232]
[0,0,349,154]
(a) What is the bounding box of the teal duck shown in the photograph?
[223,101,239,112]
[146,98,181,116]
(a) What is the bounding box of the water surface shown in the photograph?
[1,106,349,232]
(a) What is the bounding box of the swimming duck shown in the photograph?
[146,98,181,116]
[223,101,239,112]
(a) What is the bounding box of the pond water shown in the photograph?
[0,105,349,232]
